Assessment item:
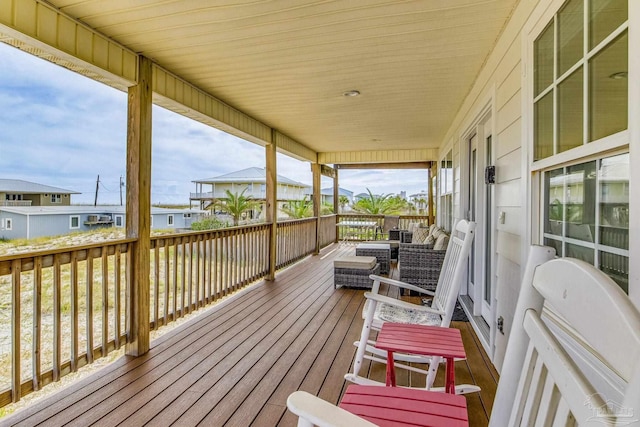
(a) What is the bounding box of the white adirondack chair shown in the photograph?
[288,245,640,427]
[345,219,476,393]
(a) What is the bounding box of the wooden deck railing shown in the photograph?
[0,218,336,408]
[336,214,430,241]
[0,240,134,407]
[276,218,317,269]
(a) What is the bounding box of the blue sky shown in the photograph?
[0,42,429,205]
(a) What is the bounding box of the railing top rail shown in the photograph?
[0,237,137,262]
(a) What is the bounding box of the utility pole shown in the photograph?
[94,174,100,206]
[120,175,124,206]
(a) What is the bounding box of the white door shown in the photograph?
[467,128,494,324]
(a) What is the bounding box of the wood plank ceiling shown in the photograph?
[43,0,518,154]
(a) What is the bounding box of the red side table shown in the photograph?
[375,323,466,394]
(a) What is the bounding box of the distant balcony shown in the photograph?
[1,201,32,207]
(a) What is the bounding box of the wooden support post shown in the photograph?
[334,170,339,242]
[312,163,321,255]
[125,55,152,356]
[266,136,277,280]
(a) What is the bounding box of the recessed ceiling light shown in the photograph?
[609,71,628,79]
[343,90,360,97]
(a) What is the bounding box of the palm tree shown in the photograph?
[353,189,404,214]
[282,197,314,219]
[338,195,350,213]
[215,189,260,226]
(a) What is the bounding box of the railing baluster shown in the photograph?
[187,238,193,313]
[53,254,61,381]
[164,240,169,325]
[172,238,178,321]
[153,244,159,329]
[195,236,201,308]
[102,247,108,357]
[32,256,42,391]
[86,255,94,364]
[70,251,78,372]
[11,259,21,402]
[114,245,121,349]
[180,239,186,316]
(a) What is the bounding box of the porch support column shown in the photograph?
[428,164,435,225]
[125,55,152,356]
[265,135,277,280]
[312,163,321,254]
[334,169,339,243]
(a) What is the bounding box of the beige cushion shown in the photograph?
[434,234,449,251]
[429,224,438,235]
[412,227,430,244]
[356,243,390,250]
[431,227,446,239]
[334,256,377,269]
[425,234,436,245]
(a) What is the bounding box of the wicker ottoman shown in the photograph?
[355,243,391,274]
[334,256,380,289]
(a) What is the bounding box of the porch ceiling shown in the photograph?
[41,0,517,155]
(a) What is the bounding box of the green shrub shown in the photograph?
[191,217,227,230]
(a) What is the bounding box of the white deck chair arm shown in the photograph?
[286,391,376,427]
[364,293,445,316]
[369,274,435,296]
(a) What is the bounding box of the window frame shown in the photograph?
[69,215,80,229]
[525,0,632,291]
[51,194,62,204]
[167,214,174,227]
[114,215,124,227]
[529,0,629,170]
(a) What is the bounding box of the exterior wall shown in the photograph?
[437,0,539,371]
[0,210,203,240]
[0,212,27,240]
[440,0,637,372]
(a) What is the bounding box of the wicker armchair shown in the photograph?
[398,242,446,292]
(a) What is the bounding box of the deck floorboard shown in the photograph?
[1,243,498,427]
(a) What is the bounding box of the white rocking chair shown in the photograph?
[345,219,476,394]
[288,245,640,427]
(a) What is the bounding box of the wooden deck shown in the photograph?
[1,243,498,427]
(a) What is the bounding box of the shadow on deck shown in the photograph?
[1,243,498,426]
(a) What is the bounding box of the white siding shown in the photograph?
[437,0,539,370]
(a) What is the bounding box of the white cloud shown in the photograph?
[0,42,429,205]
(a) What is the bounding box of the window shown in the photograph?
[183,213,192,219]
[167,214,174,226]
[115,215,124,227]
[70,215,80,229]
[543,153,629,292]
[51,194,62,203]
[2,218,12,230]
[439,150,454,231]
[533,0,628,160]
[150,215,154,228]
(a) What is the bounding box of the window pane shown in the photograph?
[558,0,584,75]
[589,0,628,49]
[565,161,596,242]
[566,242,594,263]
[557,67,584,153]
[534,92,554,160]
[544,237,563,256]
[599,153,628,249]
[535,22,554,96]
[599,251,628,293]
[589,31,628,141]
[545,168,565,235]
